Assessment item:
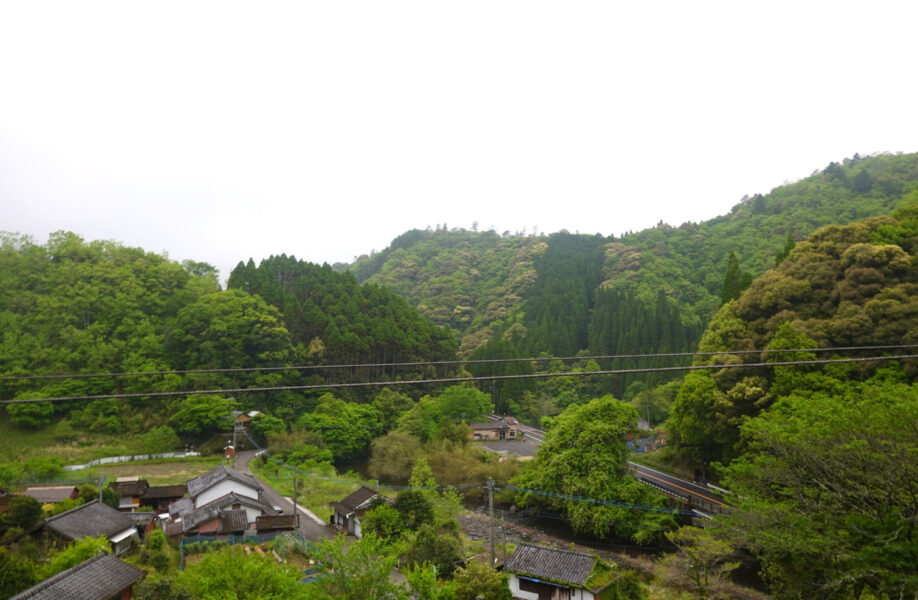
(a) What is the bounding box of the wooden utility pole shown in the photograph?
[293,470,299,528]
[486,478,496,566]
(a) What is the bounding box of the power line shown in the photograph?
[2,344,914,382]
[2,353,915,404]
[241,430,695,516]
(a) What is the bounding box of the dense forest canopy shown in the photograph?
[669,198,918,468]
[0,233,458,441]
[350,153,918,396]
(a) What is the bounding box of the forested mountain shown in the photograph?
[350,152,918,396]
[227,255,457,381]
[662,201,918,599]
[668,198,918,467]
[0,234,457,435]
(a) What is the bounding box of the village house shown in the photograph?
[329,486,389,538]
[23,485,79,504]
[186,464,262,508]
[468,416,518,440]
[140,484,187,513]
[233,410,263,429]
[167,492,274,538]
[109,477,149,512]
[9,552,145,600]
[503,543,620,600]
[165,465,273,537]
[44,500,139,556]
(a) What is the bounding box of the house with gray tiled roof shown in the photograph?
[186,464,261,508]
[169,491,272,536]
[10,552,145,600]
[23,486,79,504]
[44,500,138,556]
[468,417,518,440]
[109,478,149,512]
[140,484,187,513]
[504,543,619,600]
[330,486,389,538]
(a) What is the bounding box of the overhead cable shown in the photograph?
[2,353,915,404]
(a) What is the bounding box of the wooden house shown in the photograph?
[468,417,518,440]
[503,543,620,600]
[109,478,149,512]
[23,486,79,504]
[329,486,388,538]
[9,552,145,600]
[44,501,139,556]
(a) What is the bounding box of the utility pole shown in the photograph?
[292,470,299,528]
[486,478,496,566]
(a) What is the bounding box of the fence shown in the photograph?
[64,451,201,471]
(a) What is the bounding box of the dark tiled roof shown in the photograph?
[141,484,187,500]
[24,486,78,503]
[256,514,296,531]
[181,492,268,532]
[469,417,516,430]
[330,486,378,515]
[504,543,598,588]
[10,552,144,600]
[109,480,149,497]
[219,509,249,533]
[168,497,195,518]
[186,465,261,498]
[164,521,184,537]
[45,501,134,541]
[127,512,156,527]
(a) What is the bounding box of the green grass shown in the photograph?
[0,418,137,464]
[628,450,694,480]
[249,458,367,521]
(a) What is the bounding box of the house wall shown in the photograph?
[241,505,263,525]
[352,517,362,538]
[509,575,593,600]
[194,480,259,507]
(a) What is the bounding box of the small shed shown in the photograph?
[329,486,387,538]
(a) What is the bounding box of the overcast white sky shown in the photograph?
[1,1,916,282]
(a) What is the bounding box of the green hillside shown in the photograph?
[350,153,918,396]
[0,234,457,446]
[668,198,918,467]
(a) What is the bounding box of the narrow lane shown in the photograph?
[234,450,335,541]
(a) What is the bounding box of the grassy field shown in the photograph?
[0,419,138,464]
[86,456,224,486]
[249,458,370,521]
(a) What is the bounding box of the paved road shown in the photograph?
[234,450,334,541]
